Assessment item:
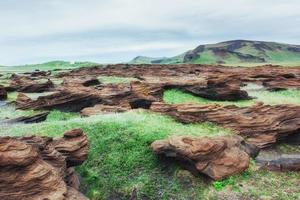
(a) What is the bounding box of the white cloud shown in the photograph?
[0,0,300,65]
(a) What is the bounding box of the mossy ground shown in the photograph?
[1,66,300,199]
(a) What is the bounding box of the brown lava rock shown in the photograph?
[151,135,258,180]
[0,129,88,200]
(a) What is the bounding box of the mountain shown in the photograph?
[130,40,300,65]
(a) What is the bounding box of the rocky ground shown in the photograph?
[0,64,300,200]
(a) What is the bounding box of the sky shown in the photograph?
[0,0,300,65]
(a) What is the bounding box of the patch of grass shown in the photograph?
[98,76,138,84]
[45,110,80,122]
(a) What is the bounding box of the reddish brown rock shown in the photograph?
[0,129,88,200]
[151,135,258,180]
[0,85,7,100]
[8,74,54,92]
[151,102,300,148]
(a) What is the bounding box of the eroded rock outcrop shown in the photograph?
[151,102,300,148]
[151,135,259,180]
[8,74,54,92]
[57,64,300,91]
[0,129,88,200]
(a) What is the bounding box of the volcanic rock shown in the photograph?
[150,102,300,148]
[0,129,88,200]
[151,135,258,180]
[8,74,54,92]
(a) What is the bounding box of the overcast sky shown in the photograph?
[0,0,299,65]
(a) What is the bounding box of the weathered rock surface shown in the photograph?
[8,74,54,92]
[151,135,259,180]
[151,102,300,148]
[0,129,88,200]
[0,85,7,100]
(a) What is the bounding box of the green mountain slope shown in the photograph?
[130,40,300,65]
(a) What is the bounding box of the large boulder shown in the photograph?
[151,135,258,180]
[151,102,300,148]
[0,129,88,200]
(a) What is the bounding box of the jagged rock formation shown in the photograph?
[16,76,250,112]
[151,135,259,180]
[0,129,88,200]
[7,74,54,92]
[150,102,300,148]
[0,85,7,100]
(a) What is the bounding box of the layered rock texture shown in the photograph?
[150,102,300,148]
[0,129,88,200]
[7,74,54,93]
[151,135,259,180]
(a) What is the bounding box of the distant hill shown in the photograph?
[130,40,300,65]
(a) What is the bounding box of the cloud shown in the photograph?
[0,0,299,65]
